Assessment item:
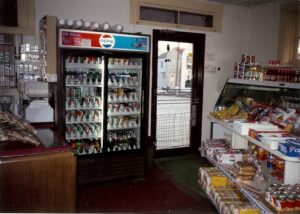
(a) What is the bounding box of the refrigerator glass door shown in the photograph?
[106,57,142,152]
[64,55,104,155]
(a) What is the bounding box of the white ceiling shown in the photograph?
[206,0,294,7]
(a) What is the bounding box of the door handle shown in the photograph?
[191,104,197,126]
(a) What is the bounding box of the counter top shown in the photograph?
[0,128,71,158]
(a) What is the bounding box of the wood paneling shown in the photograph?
[0,152,76,212]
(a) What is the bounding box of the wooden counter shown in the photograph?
[0,129,77,212]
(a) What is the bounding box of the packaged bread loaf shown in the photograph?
[230,202,260,214]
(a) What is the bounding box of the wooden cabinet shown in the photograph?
[0,128,77,212]
[0,151,76,212]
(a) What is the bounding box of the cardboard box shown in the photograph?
[233,121,279,135]
[278,139,300,157]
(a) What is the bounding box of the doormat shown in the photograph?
[155,154,212,197]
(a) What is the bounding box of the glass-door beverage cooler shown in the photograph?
[57,29,150,159]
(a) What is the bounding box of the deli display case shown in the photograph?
[203,78,300,213]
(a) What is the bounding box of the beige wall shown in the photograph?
[33,0,280,141]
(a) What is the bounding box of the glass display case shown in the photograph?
[0,128,70,157]
[215,78,300,111]
[210,78,300,185]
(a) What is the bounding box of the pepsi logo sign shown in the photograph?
[100,34,115,48]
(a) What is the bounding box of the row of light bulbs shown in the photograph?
[57,18,124,33]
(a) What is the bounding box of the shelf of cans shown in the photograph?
[234,55,300,83]
[264,183,300,212]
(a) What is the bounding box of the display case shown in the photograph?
[56,29,150,184]
[210,78,300,184]
[214,78,300,111]
[204,78,300,213]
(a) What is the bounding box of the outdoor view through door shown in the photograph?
[152,29,205,157]
[156,41,193,150]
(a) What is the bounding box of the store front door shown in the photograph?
[151,29,205,158]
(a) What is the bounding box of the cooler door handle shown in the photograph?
[191,104,197,127]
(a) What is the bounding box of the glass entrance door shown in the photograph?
[151,29,205,157]
[156,41,193,150]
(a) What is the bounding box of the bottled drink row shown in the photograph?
[66,123,101,140]
[66,86,101,98]
[108,72,139,87]
[66,72,102,85]
[234,55,300,83]
[108,116,139,129]
[108,58,141,66]
[66,56,103,64]
[107,130,138,151]
[108,88,139,103]
[58,18,124,33]
[66,96,101,109]
[66,109,102,123]
[108,102,140,114]
[70,139,102,155]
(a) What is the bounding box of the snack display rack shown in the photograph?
[201,150,275,214]
[209,78,300,184]
[203,78,300,213]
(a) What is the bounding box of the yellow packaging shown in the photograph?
[230,202,260,214]
[211,175,228,187]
